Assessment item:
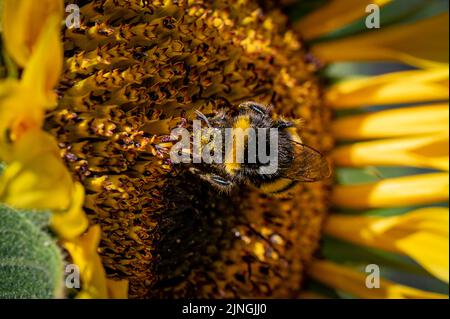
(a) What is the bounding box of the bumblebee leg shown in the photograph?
[194,109,211,127]
[238,101,270,116]
[189,168,235,193]
[275,120,294,129]
[209,110,229,126]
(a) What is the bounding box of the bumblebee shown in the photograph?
[187,101,331,195]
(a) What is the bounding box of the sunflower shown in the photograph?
[0,0,448,299]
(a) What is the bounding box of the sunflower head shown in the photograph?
[0,0,448,299]
[45,0,333,298]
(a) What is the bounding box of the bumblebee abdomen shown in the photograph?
[258,178,298,195]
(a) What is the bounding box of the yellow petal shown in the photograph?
[332,104,449,140]
[63,225,109,299]
[51,182,89,240]
[332,133,449,171]
[324,208,449,283]
[294,0,392,40]
[332,173,449,209]
[1,0,64,68]
[0,130,73,211]
[312,12,449,68]
[0,80,44,156]
[22,15,63,108]
[308,260,448,299]
[106,279,129,299]
[326,68,449,109]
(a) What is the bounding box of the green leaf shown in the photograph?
[16,210,54,231]
[0,204,64,298]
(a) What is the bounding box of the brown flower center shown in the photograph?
[46,0,333,298]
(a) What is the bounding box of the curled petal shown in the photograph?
[0,130,73,211]
[51,182,89,240]
[0,80,44,157]
[63,226,109,299]
[22,15,63,109]
[2,0,64,68]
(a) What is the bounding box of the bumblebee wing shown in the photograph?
[281,141,331,182]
